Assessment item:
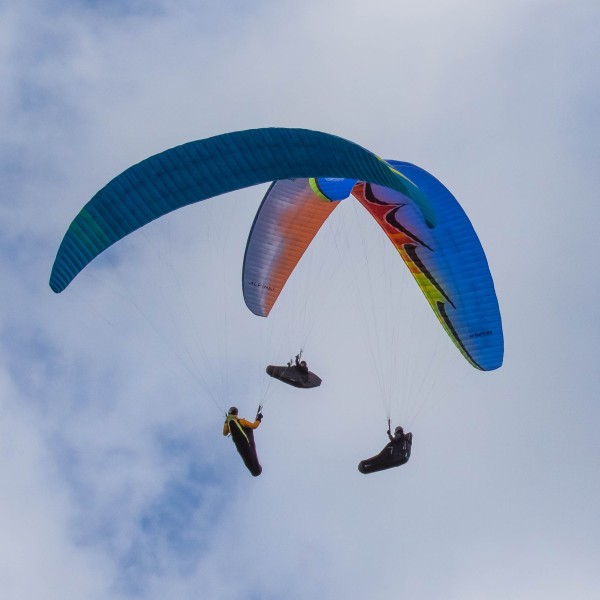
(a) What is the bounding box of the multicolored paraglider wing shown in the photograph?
[243,178,341,316]
[50,128,435,293]
[351,161,503,371]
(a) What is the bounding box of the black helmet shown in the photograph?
[394,426,404,435]
[228,406,238,415]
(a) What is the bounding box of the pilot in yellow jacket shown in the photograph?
[223,407,262,476]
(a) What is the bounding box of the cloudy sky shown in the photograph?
[2,1,599,598]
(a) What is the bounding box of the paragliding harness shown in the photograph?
[358,420,412,475]
[225,405,263,477]
[266,350,322,389]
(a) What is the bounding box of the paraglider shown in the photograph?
[358,424,413,474]
[223,406,263,476]
[266,352,322,389]
[48,126,504,477]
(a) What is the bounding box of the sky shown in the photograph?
[1,0,600,598]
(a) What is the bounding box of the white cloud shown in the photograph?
[1,0,599,598]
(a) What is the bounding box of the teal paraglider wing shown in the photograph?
[50,128,435,293]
